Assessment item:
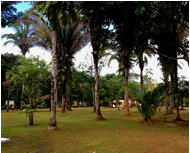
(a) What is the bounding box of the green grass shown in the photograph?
[1,107,189,153]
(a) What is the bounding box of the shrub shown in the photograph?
[129,83,169,122]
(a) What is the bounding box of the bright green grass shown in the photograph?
[1,107,189,153]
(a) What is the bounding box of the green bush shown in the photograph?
[36,98,47,109]
[129,83,169,122]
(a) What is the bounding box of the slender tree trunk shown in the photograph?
[170,68,174,113]
[116,95,120,111]
[15,88,20,109]
[61,92,66,113]
[174,60,181,120]
[139,51,144,95]
[165,89,169,113]
[33,91,37,110]
[140,68,143,95]
[6,84,11,112]
[94,57,101,118]
[92,49,106,120]
[91,58,96,112]
[66,91,69,110]
[181,97,184,110]
[28,84,33,125]
[124,66,130,116]
[48,26,58,130]
[92,77,96,112]
[21,81,24,99]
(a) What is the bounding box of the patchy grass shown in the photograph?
[1,107,189,153]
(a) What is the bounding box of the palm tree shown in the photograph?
[34,1,77,130]
[2,22,48,56]
[128,82,169,122]
[57,16,90,113]
[2,21,49,106]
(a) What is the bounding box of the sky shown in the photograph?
[1,2,189,83]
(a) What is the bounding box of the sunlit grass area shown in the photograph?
[1,107,189,153]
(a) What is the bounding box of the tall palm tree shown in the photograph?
[2,22,48,56]
[34,1,77,130]
[57,16,90,113]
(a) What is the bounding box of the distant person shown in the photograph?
[12,104,15,111]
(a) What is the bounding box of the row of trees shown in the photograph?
[1,1,189,128]
[1,53,157,109]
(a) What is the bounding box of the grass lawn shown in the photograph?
[1,107,189,153]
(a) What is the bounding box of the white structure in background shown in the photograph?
[5,101,14,105]
[1,138,10,142]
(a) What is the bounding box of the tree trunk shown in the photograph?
[6,84,11,112]
[124,66,130,116]
[92,77,96,112]
[165,89,169,113]
[91,57,96,112]
[61,92,66,113]
[15,88,20,109]
[33,91,37,110]
[174,60,181,120]
[29,111,33,125]
[92,47,106,121]
[116,96,120,111]
[139,51,144,95]
[175,94,181,120]
[21,81,24,99]
[140,67,143,95]
[170,67,174,113]
[28,84,33,125]
[48,26,58,130]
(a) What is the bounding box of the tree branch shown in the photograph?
[29,69,43,84]
[6,65,28,80]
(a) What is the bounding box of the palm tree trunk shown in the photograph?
[6,84,11,112]
[92,78,95,112]
[92,48,106,121]
[165,89,169,113]
[94,55,101,117]
[170,68,174,113]
[61,92,66,113]
[140,67,143,95]
[174,60,181,120]
[124,66,130,116]
[48,26,58,130]
[139,52,144,95]
[91,58,96,112]
[28,84,33,125]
